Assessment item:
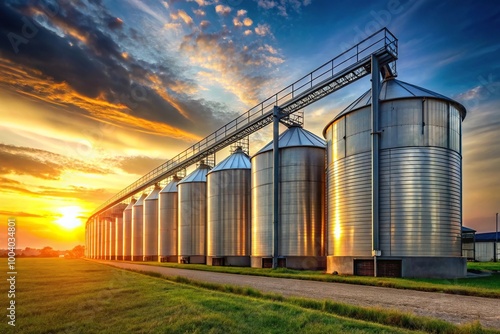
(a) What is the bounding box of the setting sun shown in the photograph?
[56,206,82,229]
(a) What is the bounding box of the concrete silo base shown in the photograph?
[251,256,326,270]
[207,256,250,267]
[179,256,206,264]
[326,256,467,278]
[159,256,179,263]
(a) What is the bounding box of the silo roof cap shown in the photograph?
[209,148,251,173]
[144,186,161,201]
[160,176,181,193]
[124,198,136,210]
[325,78,467,134]
[178,164,211,184]
[254,126,326,156]
[133,193,148,206]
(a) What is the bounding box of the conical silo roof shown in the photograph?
[145,186,161,201]
[133,193,148,206]
[209,147,251,174]
[178,164,211,184]
[124,198,136,210]
[255,126,325,156]
[160,176,181,193]
[329,78,466,126]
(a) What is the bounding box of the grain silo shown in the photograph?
[323,77,467,278]
[178,163,211,264]
[158,176,180,262]
[132,193,148,261]
[111,203,127,260]
[143,186,161,261]
[123,198,136,261]
[251,126,326,269]
[207,148,251,266]
[115,215,123,260]
[93,217,98,259]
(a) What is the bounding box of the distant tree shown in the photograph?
[40,246,58,257]
[68,245,85,258]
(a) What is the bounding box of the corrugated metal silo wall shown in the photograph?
[207,169,251,257]
[132,201,144,261]
[158,191,178,259]
[251,147,325,257]
[115,216,123,260]
[123,206,132,260]
[325,98,462,258]
[144,196,159,260]
[178,182,207,258]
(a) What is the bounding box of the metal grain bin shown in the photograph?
[122,198,136,261]
[207,148,251,267]
[158,176,180,262]
[132,193,148,261]
[323,78,467,278]
[111,203,127,260]
[143,186,161,261]
[115,216,123,260]
[251,126,326,269]
[178,163,211,264]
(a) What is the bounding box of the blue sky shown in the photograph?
[0,0,499,248]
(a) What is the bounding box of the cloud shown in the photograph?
[255,23,271,36]
[0,210,46,218]
[190,0,209,6]
[256,0,312,16]
[237,9,247,16]
[0,1,239,144]
[215,4,231,16]
[243,18,253,26]
[233,17,243,27]
[0,144,110,180]
[244,29,253,36]
[171,9,194,26]
[113,156,168,175]
[180,28,284,105]
[193,8,205,16]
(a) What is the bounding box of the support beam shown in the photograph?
[371,55,381,276]
[272,106,281,269]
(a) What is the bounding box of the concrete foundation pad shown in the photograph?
[327,256,467,278]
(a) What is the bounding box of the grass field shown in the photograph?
[468,262,500,272]
[1,258,495,334]
[138,261,500,298]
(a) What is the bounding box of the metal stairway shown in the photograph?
[90,28,397,218]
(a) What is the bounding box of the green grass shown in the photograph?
[136,261,500,298]
[1,258,437,334]
[468,262,500,272]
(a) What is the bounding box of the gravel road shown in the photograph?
[97,261,500,329]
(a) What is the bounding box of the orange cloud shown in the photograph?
[0,59,200,142]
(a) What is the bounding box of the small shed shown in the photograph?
[461,226,476,261]
[474,232,500,262]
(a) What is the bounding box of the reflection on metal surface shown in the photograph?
[324,78,466,263]
[131,193,148,261]
[207,149,251,259]
[178,164,211,261]
[122,198,136,260]
[251,127,325,262]
[158,177,180,261]
[143,186,160,260]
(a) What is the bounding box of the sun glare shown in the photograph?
[56,206,82,229]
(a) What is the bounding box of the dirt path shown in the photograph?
[97,261,500,329]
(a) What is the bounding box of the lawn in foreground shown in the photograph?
[2,258,422,334]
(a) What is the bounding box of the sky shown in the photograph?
[0,0,499,250]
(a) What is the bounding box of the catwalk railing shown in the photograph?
[90,28,397,218]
